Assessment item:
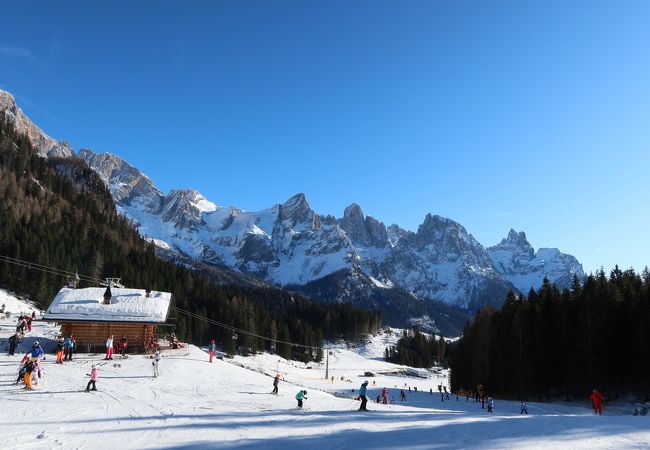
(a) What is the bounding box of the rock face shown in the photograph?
[77,150,584,312]
[488,229,584,293]
[0,89,585,319]
[0,90,73,159]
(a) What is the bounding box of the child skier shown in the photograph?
[208,339,216,363]
[86,365,99,391]
[152,351,161,378]
[23,359,35,390]
[520,401,528,414]
[295,390,308,409]
[56,338,64,363]
[272,373,280,395]
[487,397,494,413]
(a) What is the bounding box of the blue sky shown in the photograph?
[1,1,649,273]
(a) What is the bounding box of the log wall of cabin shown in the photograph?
[58,322,156,352]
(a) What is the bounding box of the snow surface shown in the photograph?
[44,287,171,323]
[1,290,649,449]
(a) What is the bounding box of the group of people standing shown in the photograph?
[7,311,36,356]
[55,335,76,363]
[104,334,128,360]
[15,341,44,390]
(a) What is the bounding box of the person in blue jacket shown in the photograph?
[358,380,369,411]
[64,335,75,361]
[31,341,44,360]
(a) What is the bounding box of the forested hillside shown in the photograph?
[0,116,381,360]
[451,270,650,400]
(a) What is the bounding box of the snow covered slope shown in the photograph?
[1,290,648,449]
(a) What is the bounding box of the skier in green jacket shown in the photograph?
[295,390,308,409]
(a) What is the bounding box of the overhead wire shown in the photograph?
[0,253,326,351]
[169,305,323,351]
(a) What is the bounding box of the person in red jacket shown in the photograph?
[590,389,604,415]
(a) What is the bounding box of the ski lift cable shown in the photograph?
[169,305,323,351]
[0,254,327,352]
[0,254,102,284]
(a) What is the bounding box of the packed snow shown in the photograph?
[1,290,649,449]
[44,287,171,323]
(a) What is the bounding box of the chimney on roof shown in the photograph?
[103,286,112,305]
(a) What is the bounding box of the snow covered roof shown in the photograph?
[43,287,171,324]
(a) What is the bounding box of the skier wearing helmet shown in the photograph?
[295,390,308,409]
[359,380,369,411]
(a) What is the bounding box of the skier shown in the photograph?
[16,316,26,334]
[390,395,395,404]
[23,359,35,390]
[520,401,528,414]
[86,365,99,391]
[272,373,280,395]
[119,334,128,357]
[105,335,114,360]
[376,394,381,403]
[56,338,64,363]
[444,386,450,400]
[26,315,32,332]
[295,390,308,409]
[208,339,216,363]
[382,386,388,404]
[590,389,604,415]
[430,388,433,395]
[32,359,42,384]
[487,397,494,413]
[152,350,161,378]
[7,332,18,356]
[31,341,43,360]
[400,389,406,402]
[358,380,368,411]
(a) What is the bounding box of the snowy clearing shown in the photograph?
[1,290,649,449]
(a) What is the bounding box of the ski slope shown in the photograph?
[1,290,649,449]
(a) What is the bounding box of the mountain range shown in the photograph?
[0,89,584,333]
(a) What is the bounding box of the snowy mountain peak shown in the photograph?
[488,229,584,293]
[77,149,163,213]
[279,193,312,223]
[161,189,216,229]
[0,89,73,159]
[492,229,535,258]
[1,87,586,315]
[415,214,477,253]
[339,203,388,248]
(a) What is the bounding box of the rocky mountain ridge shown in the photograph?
[0,89,585,328]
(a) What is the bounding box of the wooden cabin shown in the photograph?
[43,286,171,353]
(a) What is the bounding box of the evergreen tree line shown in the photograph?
[384,328,449,368]
[0,115,381,362]
[450,270,650,401]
